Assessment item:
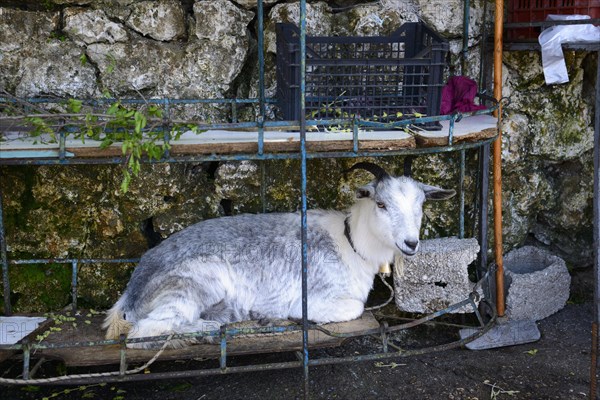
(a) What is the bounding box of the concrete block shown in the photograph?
[503,246,571,321]
[394,237,480,314]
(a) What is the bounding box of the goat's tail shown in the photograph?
[103,297,132,340]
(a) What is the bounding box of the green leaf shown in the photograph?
[134,112,146,134]
[107,103,120,115]
[120,171,131,193]
[148,105,162,118]
[67,98,82,113]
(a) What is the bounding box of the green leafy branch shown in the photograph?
[0,95,203,193]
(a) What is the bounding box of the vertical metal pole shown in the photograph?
[257,1,267,226]
[58,130,66,161]
[352,117,359,154]
[163,98,171,159]
[257,0,266,156]
[299,1,309,398]
[261,161,267,214]
[462,0,470,75]
[0,187,11,315]
[477,144,490,287]
[119,334,127,376]
[232,102,238,123]
[478,0,489,89]
[71,260,78,312]
[22,338,30,380]
[590,48,600,400]
[449,114,455,145]
[220,325,227,371]
[492,0,505,317]
[459,149,466,239]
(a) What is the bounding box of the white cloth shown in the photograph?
[539,14,600,85]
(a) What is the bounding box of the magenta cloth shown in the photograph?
[440,76,487,115]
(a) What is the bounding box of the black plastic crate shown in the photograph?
[276,22,449,129]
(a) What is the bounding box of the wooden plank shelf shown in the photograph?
[0,115,498,160]
[0,311,379,367]
[414,115,497,147]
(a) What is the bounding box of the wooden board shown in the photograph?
[413,115,497,147]
[0,129,415,159]
[21,311,379,367]
[1,115,497,159]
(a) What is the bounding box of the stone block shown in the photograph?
[503,246,571,321]
[394,237,479,314]
[127,0,186,42]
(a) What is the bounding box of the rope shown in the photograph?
[0,334,174,385]
[365,273,395,311]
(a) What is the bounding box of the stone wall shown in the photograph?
[0,0,596,311]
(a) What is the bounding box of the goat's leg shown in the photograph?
[126,272,230,348]
[201,300,254,323]
[305,298,365,324]
[127,302,222,349]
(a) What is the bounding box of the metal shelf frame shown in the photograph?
[0,1,507,398]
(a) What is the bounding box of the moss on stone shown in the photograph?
[9,262,71,313]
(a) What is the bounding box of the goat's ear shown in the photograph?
[356,183,375,199]
[421,184,456,201]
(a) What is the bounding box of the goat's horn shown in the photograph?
[345,162,390,180]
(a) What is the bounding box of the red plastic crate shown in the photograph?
[506,0,600,40]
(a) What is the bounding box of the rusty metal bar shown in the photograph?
[492,0,505,317]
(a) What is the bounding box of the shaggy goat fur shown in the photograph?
[104,166,454,348]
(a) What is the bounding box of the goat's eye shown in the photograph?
[376,201,386,209]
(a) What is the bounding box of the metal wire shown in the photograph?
[365,273,394,311]
[0,334,174,385]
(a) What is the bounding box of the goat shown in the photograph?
[103,162,455,348]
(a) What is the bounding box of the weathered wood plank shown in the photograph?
[30,312,378,367]
[1,115,497,158]
[413,115,497,147]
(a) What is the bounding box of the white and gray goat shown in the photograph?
[104,162,455,348]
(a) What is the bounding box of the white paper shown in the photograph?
[0,316,47,345]
[539,15,600,85]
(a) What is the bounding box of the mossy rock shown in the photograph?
[9,263,72,313]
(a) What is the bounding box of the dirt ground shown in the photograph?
[1,267,598,400]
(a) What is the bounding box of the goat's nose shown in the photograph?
[404,239,418,251]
